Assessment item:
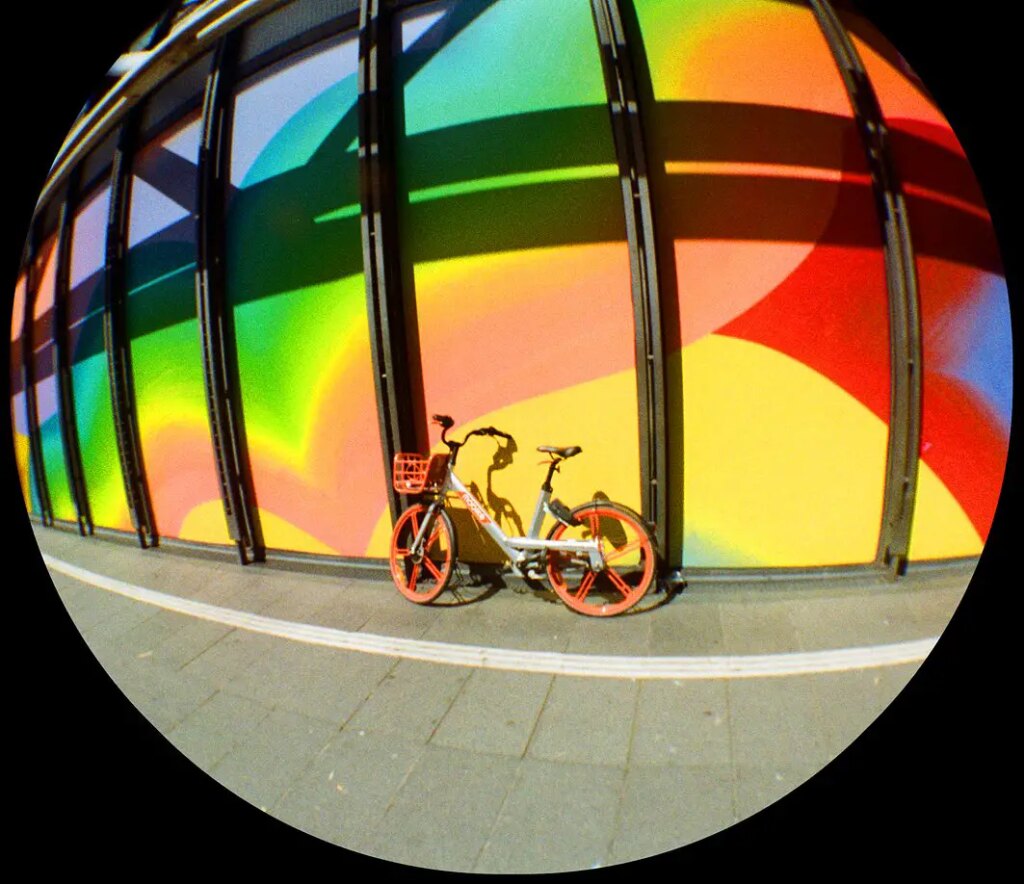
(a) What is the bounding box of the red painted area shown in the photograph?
[717,166,891,425]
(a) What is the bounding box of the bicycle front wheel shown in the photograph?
[546,501,656,617]
[389,504,456,604]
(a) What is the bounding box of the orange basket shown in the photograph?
[393,452,450,493]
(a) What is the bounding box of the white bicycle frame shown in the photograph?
[408,461,606,575]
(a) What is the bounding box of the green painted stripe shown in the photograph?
[127,262,195,297]
[409,163,619,204]
[313,203,362,224]
[313,163,620,224]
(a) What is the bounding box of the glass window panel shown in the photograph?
[67,185,132,530]
[9,272,34,513]
[227,31,388,556]
[633,0,891,567]
[836,9,1013,560]
[125,113,228,544]
[394,0,641,563]
[31,232,77,522]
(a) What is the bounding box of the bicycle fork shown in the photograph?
[408,500,444,562]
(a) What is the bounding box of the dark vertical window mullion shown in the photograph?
[808,0,922,578]
[106,113,159,548]
[359,0,418,523]
[53,177,94,535]
[196,32,266,565]
[21,232,53,526]
[589,0,668,563]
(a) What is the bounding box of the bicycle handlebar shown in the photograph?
[432,414,516,450]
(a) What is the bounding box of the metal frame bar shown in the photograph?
[234,4,362,82]
[589,0,668,562]
[105,111,159,548]
[196,32,266,564]
[52,178,94,535]
[20,233,53,527]
[359,0,419,523]
[808,0,922,578]
[38,0,292,213]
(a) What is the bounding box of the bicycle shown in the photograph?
[388,414,658,617]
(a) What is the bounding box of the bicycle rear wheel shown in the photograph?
[389,504,456,604]
[546,501,656,617]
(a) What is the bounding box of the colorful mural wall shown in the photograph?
[836,6,1012,559]
[31,233,78,523]
[633,0,892,568]
[9,0,1012,572]
[393,0,641,560]
[67,186,133,531]
[9,272,33,513]
[227,30,389,557]
[125,113,229,544]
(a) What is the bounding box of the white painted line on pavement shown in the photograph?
[44,553,937,680]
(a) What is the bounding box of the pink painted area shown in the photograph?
[414,243,635,447]
[246,354,387,555]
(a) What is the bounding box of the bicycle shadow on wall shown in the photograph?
[432,435,528,606]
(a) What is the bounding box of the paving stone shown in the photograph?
[726,677,832,770]
[630,680,731,766]
[112,663,219,735]
[306,592,377,632]
[608,763,736,865]
[563,613,652,656]
[209,708,336,811]
[151,619,235,671]
[733,762,823,824]
[718,599,800,654]
[344,659,471,742]
[905,583,972,635]
[430,669,553,757]
[810,664,919,760]
[788,593,924,649]
[648,597,725,655]
[94,608,194,656]
[475,759,625,874]
[60,582,159,636]
[178,630,288,690]
[368,745,519,872]
[222,642,398,727]
[166,690,274,771]
[273,728,428,855]
[526,676,637,768]
[358,603,439,640]
[420,603,571,652]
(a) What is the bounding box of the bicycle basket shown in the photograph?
[393,452,450,493]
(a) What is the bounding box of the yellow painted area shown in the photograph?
[908,461,983,560]
[432,370,642,564]
[177,500,232,546]
[366,509,394,558]
[255,508,338,556]
[681,335,887,566]
[365,370,643,562]
[13,430,30,510]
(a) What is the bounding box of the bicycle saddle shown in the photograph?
[537,445,582,459]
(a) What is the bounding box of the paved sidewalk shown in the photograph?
[35,526,972,873]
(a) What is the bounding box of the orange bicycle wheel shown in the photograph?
[546,502,656,617]
[389,504,456,604]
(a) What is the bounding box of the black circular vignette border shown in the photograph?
[5,1,1017,876]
